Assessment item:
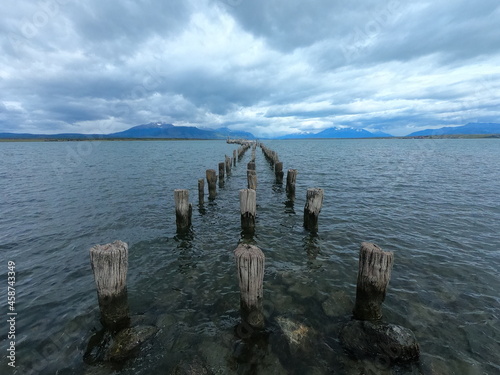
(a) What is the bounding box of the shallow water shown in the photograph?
[0,139,499,374]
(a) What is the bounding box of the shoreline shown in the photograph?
[1,134,500,142]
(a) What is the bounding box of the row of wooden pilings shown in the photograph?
[175,141,325,234]
[88,139,419,365]
[197,141,252,207]
[259,142,323,231]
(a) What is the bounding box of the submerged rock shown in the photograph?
[276,316,315,352]
[107,325,157,362]
[339,320,419,364]
[84,330,113,364]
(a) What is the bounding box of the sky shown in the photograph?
[1,0,499,137]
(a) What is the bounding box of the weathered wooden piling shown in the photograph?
[234,243,265,329]
[198,178,204,205]
[206,169,217,200]
[218,162,225,183]
[303,188,324,231]
[233,150,237,165]
[240,188,256,231]
[174,189,192,231]
[225,155,231,175]
[353,242,394,321]
[247,161,256,171]
[90,240,130,331]
[286,169,297,196]
[247,170,257,190]
[275,162,284,184]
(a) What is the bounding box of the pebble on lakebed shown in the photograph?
[276,316,315,352]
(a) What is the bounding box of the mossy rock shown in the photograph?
[107,325,157,362]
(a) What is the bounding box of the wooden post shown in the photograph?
[247,170,257,190]
[234,243,265,329]
[225,155,231,175]
[198,178,204,205]
[90,240,130,331]
[275,162,284,184]
[174,189,192,231]
[206,169,217,200]
[303,188,324,231]
[353,242,394,321]
[286,169,297,196]
[240,189,256,231]
[247,161,256,171]
[233,150,237,165]
[218,162,225,183]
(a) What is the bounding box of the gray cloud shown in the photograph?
[1,0,499,137]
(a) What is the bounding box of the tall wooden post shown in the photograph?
[286,169,297,196]
[247,170,257,190]
[233,150,237,165]
[90,240,130,331]
[225,155,231,175]
[218,162,225,184]
[206,169,217,200]
[174,189,192,231]
[272,151,278,165]
[240,189,256,231]
[234,244,265,329]
[303,188,324,231]
[198,178,204,205]
[353,242,394,321]
[247,161,255,171]
[275,162,284,184]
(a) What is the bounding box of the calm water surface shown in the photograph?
[0,139,499,374]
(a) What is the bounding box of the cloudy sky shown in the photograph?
[1,0,499,137]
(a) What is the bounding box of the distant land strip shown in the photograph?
[2,134,499,142]
[0,137,224,142]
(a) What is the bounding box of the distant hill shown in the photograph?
[0,122,256,140]
[277,127,392,139]
[406,123,500,137]
[107,122,221,139]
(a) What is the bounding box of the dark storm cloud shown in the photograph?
[1,0,499,136]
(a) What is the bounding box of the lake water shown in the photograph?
[0,139,499,374]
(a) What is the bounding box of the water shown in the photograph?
[0,139,499,374]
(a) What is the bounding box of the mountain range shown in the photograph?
[1,122,499,140]
[0,122,256,140]
[277,127,392,139]
[406,122,500,137]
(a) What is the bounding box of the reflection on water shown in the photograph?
[1,139,500,374]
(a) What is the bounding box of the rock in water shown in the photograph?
[339,320,419,364]
[107,325,157,362]
[276,316,314,352]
